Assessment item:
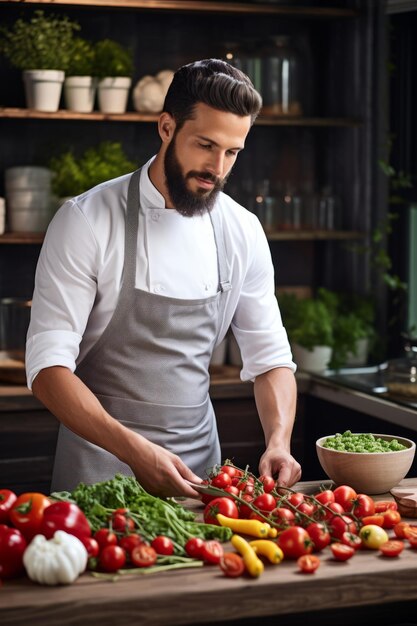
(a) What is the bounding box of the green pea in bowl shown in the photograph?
[316,432,416,494]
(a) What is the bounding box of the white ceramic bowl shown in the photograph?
[316,433,416,494]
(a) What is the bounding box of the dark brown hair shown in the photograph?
[163,58,262,130]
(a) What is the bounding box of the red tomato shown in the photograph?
[131,544,157,567]
[219,552,245,578]
[296,502,316,518]
[306,522,331,552]
[221,465,242,479]
[235,478,254,495]
[258,475,276,493]
[330,542,355,561]
[185,537,205,559]
[380,509,402,529]
[322,502,345,522]
[287,492,305,507]
[379,540,404,557]
[314,490,335,506]
[0,489,17,524]
[278,526,313,559]
[94,528,118,550]
[297,554,320,573]
[211,472,232,490]
[111,512,135,533]
[361,514,384,527]
[341,531,363,550]
[333,485,357,512]
[9,492,51,542]
[352,494,375,518]
[203,497,239,525]
[119,533,144,556]
[0,525,27,579]
[407,530,417,549]
[375,501,398,513]
[329,514,357,540]
[270,507,295,528]
[151,535,174,556]
[394,522,417,539]
[79,536,100,558]
[99,545,126,572]
[252,493,276,513]
[223,485,240,499]
[238,494,254,519]
[201,540,224,564]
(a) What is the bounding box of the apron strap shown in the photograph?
[209,208,232,293]
[123,168,142,290]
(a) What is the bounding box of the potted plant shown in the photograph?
[278,291,334,372]
[64,37,97,113]
[0,10,79,112]
[94,39,134,114]
[49,141,137,201]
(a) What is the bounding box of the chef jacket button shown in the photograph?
[151,212,160,222]
[154,284,164,293]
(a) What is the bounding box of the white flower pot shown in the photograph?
[292,343,332,373]
[64,76,97,113]
[5,166,53,233]
[345,337,370,367]
[97,77,131,114]
[23,70,65,112]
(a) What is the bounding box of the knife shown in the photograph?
[185,480,225,496]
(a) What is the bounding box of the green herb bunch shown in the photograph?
[49,141,137,197]
[278,291,333,351]
[0,10,80,71]
[67,37,96,76]
[94,39,134,79]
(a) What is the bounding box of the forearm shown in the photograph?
[254,366,297,450]
[32,365,136,466]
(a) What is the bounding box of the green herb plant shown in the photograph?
[94,39,134,79]
[0,10,80,71]
[49,141,137,198]
[67,37,96,76]
[278,291,333,351]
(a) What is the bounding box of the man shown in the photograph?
[27,59,301,498]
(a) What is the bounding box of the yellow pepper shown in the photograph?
[231,534,264,578]
[216,514,269,537]
[249,540,284,564]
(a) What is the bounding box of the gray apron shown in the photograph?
[51,169,231,492]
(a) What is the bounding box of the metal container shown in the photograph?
[385,336,417,399]
[0,297,32,361]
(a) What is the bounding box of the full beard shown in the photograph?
[164,136,228,217]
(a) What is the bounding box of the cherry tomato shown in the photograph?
[333,485,357,512]
[131,544,157,567]
[380,509,402,529]
[322,502,345,522]
[341,531,362,550]
[94,528,118,550]
[0,525,27,579]
[235,478,254,495]
[0,489,17,524]
[328,514,357,540]
[297,554,320,573]
[203,497,239,525]
[111,512,135,533]
[9,492,51,542]
[359,524,389,549]
[352,494,375,518]
[219,552,245,578]
[252,493,276,513]
[119,533,144,556]
[375,501,398,513]
[259,475,276,493]
[296,502,316,518]
[185,537,205,559]
[287,492,305,507]
[238,494,254,519]
[331,542,355,561]
[314,490,335,506]
[379,540,404,557]
[361,514,384,527]
[79,536,100,558]
[278,526,313,559]
[201,540,224,564]
[223,485,240,499]
[407,530,417,549]
[99,545,126,572]
[306,522,331,552]
[151,535,174,556]
[211,472,232,490]
[221,465,242,479]
[270,507,295,528]
[394,522,417,539]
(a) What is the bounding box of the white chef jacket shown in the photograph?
[26,157,295,389]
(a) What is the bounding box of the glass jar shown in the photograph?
[260,36,303,116]
[385,336,417,399]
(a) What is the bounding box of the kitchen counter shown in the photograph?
[3,478,417,626]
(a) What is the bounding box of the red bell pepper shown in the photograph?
[0,524,27,579]
[0,489,17,524]
[40,501,91,541]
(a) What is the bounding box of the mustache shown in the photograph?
[186,171,221,185]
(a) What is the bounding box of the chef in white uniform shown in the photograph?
[26,59,301,498]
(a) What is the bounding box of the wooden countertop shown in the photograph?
[3,478,417,626]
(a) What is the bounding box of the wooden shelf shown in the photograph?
[0,0,360,18]
[0,108,362,128]
[0,230,365,245]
